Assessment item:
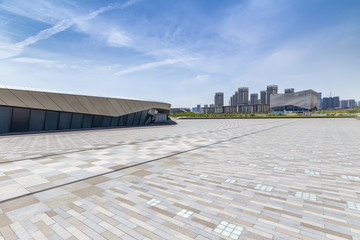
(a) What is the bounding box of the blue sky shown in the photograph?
[0,0,359,107]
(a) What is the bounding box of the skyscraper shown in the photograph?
[348,99,356,108]
[267,85,278,105]
[214,92,224,106]
[333,97,340,108]
[250,93,258,105]
[340,100,348,109]
[238,87,249,105]
[260,90,267,104]
[322,96,340,110]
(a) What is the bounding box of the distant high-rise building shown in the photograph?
[340,100,348,109]
[322,96,340,110]
[348,99,356,108]
[250,93,258,105]
[260,90,267,104]
[235,92,239,105]
[267,85,278,105]
[285,88,294,94]
[214,92,224,106]
[341,99,357,109]
[319,92,322,109]
[238,87,249,105]
[333,97,340,108]
[322,97,329,110]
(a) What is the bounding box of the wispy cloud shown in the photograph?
[107,31,132,47]
[114,57,197,76]
[0,0,140,59]
[11,57,85,69]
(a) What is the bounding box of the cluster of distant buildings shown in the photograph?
[321,96,359,110]
[203,85,319,114]
[172,85,359,114]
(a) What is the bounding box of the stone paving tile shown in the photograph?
[0,119,360,239]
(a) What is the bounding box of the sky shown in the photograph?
[0,0,359,107]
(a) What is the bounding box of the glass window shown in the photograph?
[132,111,142,126]
[58,112,72,130]
[139,110,148,126]
[126,113,134,126]
[0,106,12,133]
[82,114,93,128]
[29,109,45,131]
[71,113,83,129]
[119,115,127,126]
[44,111,59,131]
[92,115,103,128]
[110,117,119,127]
[102,116,111,127]
[11,107,30,132]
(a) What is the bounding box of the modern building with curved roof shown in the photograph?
[270,89,319,112]
[0,87,171,134]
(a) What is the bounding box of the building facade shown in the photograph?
[267,85,278,106]
[270,90,319,112]
[285,88,294,94]
[340,99,357,109]
[322,97,340,110]
[0,87,170,134]
[214,92,224,106]
[238,88,249,105]
[260,90,267,104]
[250,93,258,105]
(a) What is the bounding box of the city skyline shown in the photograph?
[198,85,359,110]
[0,0,359,107]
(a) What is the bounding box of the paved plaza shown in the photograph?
[0,118,359,240]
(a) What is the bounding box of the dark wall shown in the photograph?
[0,106,155,134]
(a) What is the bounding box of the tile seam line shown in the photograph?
[0,120,281,165]
[0,120,297,204]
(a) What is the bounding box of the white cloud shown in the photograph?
[114,57,197,76]
[0,0,140,60]
[107,31,132,47]
[15,19,74,50]
[0,42,21,59]
[0,0,74,24]
[11,57,85,69]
